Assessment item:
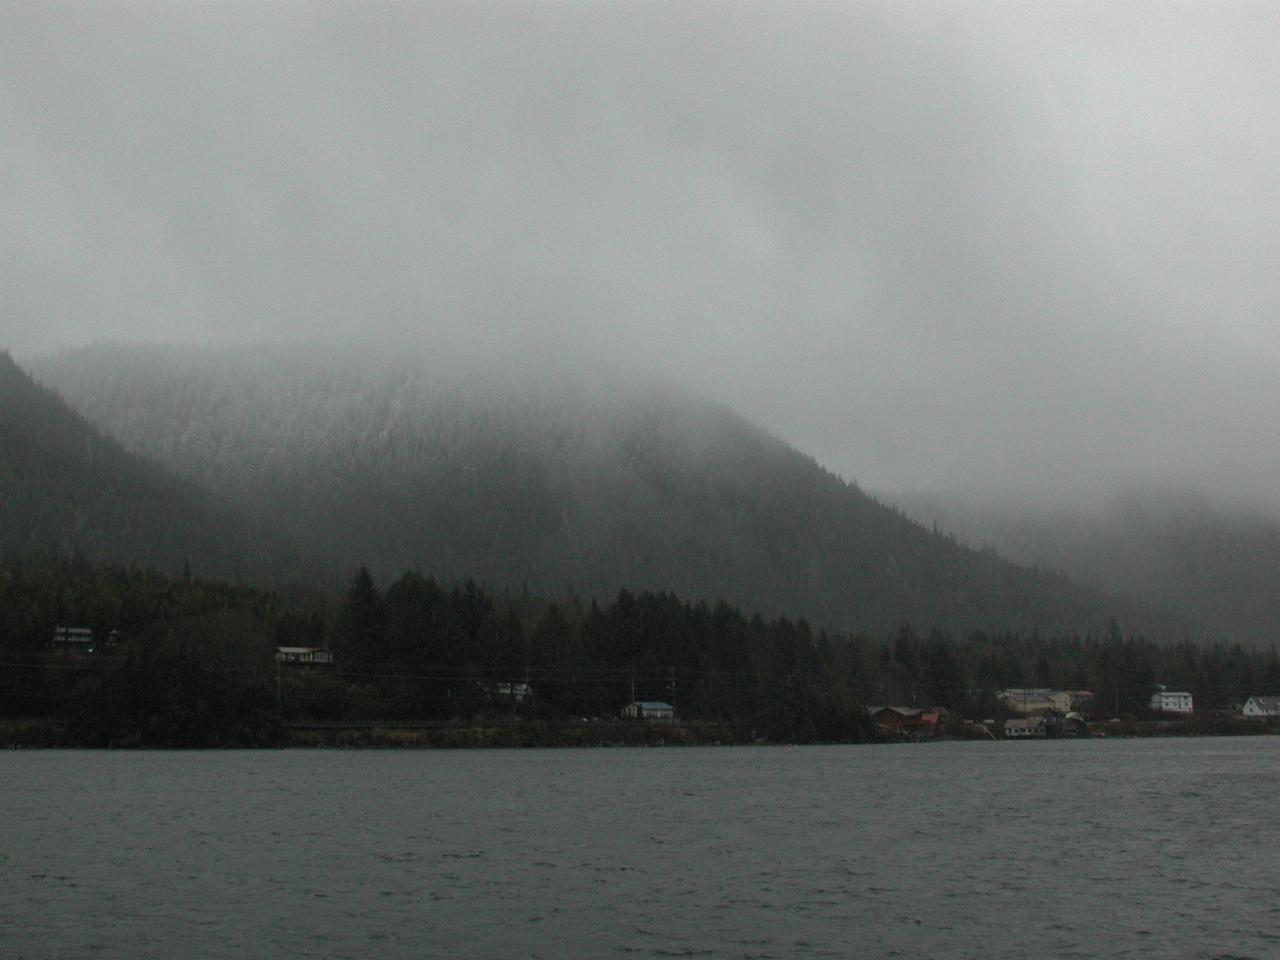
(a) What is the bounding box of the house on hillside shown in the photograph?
[1061,690,1094,712]
[482,681,532,704]
[622,701,675,721]
[51,626,95,653]
[999,689,1057,715]
[1242,696,1280,718]
[997,689,1093,717]
[1149,686,1193,715]
[275,646,334,665]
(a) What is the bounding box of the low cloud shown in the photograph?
[4,2,1278,513]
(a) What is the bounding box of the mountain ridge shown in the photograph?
[0,349,295,579]
[27,341,1195,641]
[890,487,1280,648]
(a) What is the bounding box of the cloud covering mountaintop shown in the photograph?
[5,2,1279,513]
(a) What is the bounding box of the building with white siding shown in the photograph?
[1149,686,1193,714]
[1242,696,1279,718]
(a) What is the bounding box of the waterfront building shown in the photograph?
[866,706,942,738]
[1004,717,1047,739]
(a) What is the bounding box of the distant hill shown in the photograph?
[0,350,292,579]
[31,342,1189,639]
[891,488,1280,648]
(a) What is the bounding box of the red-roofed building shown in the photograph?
[867,706,942,739]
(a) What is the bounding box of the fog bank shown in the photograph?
[5,2,1278,514]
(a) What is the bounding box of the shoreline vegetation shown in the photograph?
[2,553,1277,749]
[3,715,1278,750]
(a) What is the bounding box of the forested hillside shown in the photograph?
[3,555,1276,747]
[0,351,291,579]
[29,343,1188,640]
[893,489,1280,648]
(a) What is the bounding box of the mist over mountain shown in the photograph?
[27,342,1192,642]
[0,350,290,577]
[7,5,1280,519]
[892,488,1280,648]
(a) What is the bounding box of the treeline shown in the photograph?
[0,553,287,745]
[2,554,1277,746]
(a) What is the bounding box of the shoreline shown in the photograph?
[3,715,1277,749]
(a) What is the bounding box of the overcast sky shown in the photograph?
[4,1,1278,514]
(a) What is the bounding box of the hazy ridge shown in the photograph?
[24,342,1190,641]
[0,350,292,578]
[892,489,1280,648]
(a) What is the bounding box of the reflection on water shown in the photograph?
[3,739,1277,959]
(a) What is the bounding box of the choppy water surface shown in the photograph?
[3,738,1277,959]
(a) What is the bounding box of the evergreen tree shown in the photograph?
[337,566,387,662]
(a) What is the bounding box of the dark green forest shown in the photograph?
[3,554,1276,747]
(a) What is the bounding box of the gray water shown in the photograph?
[2,738,1277,959]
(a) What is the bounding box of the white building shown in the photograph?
[1242,696,1280,718]
[1149,687,1193,714]
[1004,717,1047,739]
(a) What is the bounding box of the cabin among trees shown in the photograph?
[622,701,675,721]
[50,626,119,654]
[275,646,334,665]
[51,626,95,651]
[482,681,532,704]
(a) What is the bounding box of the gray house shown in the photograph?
[622,701,675,721]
